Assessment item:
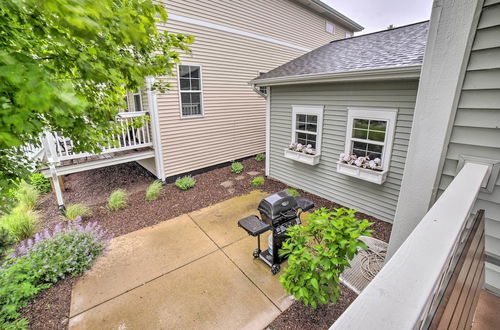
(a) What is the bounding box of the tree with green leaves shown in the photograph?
[0,0,192,200]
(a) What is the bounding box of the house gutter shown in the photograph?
[301,0,364,31]
[250,65,422,87]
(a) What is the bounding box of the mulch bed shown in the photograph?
[21,157,392,329]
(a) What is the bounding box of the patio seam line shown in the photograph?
[186,213,284,312]
[69,248,220,319]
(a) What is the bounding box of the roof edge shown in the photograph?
[293,0,364,32]
[250,65,422,86]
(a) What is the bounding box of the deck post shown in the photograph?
[49,164,65,213]
[146,76,166,182]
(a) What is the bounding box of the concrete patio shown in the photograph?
[69,190,293,330]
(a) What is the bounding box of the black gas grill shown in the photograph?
[238,191,314,274]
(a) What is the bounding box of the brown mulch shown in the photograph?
[21,157,392,329]
[268,285,357,330]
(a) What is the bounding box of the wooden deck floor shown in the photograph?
[472,290,500,330]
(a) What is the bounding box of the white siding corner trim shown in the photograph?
[168,13,312,52]
[265,86,271,176]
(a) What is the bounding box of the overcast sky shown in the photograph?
[323,0,434,35]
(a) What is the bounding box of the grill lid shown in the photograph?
[258,190,298,220]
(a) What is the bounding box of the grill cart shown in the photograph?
[238,191,314,275]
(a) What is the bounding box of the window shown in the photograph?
[123,90,142,112]
[345,31,353,38]
[344,108,398,170]
[326,21,335,34]
[291,105,324,153]
[178,64,203,117]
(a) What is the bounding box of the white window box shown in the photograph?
[336,161,388,184]
[284,149,320,165]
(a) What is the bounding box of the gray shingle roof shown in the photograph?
[254,21,429,82]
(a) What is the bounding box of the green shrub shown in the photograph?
[285,188,300,197]
[64,204,92,221]
[13,181,40,211]
[146,181,164,201]
[250,176,265,186]
[28,173,51,194]
[230,162,244,174]
[107,189,127,211]
[175,176,196,190]
[280,208,373,308]
[255,153,265,162]
[1,209,40,242]
[0,227,15,257]
[0,222,109,328]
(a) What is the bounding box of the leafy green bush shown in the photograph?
[230,162,244,174]
[108,189,127,211]
[13,181,40,211]
[280,208,373,308]
[175,176,196,190]
[146,181,164,201]
[255,153,265,162]
[64,204,93,221]
[28,173,51,194]
[250,176,265,186]
[0,222,110,328]
[0,227,15,258]
[1,209,40,242]
[285,188,300,197]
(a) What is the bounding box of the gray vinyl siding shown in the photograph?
[269,81,419,222]
[436,0,500,294]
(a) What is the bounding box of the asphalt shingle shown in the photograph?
[253,21,429,82]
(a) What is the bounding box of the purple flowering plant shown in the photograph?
[1,219,111,327]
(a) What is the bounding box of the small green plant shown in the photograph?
[29,173,51,194]
[0,222,109,328]
[0,227,15,257]
[285,188,300,197]
[230,162,244,174]
[175,176,196,190]
[64,204,93,221]
[255,153,265,162]
[280,208,373,308]
[13,181,40,211]
[250,176,265,186]
[146,181,164,201]
[107,189,127,211]
[1,209,40,242]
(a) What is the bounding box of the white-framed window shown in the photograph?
[291,105,324,154]
[178,64,203,118]
[345,31,353,38]
[123,90,142,112]
[344,107,398,171]
[326,21,335,34]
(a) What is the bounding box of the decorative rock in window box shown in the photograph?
[284,149,320,165]
[284,143,320,165]
[336,154,387,184]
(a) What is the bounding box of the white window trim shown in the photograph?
[177,63,204,119]
[123,89,142,113]
[291,105,324,154]
[344,107,398,171]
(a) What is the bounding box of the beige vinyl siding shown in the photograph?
[436,0,500,295]
[154,0,351,177]
[156,20,305,177]
[160,0,352,50]
[268,81,419,222]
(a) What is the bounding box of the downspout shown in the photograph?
[265,86,271,177]
[146,76,166,182]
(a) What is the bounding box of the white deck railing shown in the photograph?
[331,162,490,330]
[40,111,152,163]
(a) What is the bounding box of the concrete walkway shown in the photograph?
[69,190,293,330]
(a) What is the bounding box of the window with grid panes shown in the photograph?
[178,65,203,117]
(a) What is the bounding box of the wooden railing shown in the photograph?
[41,111,152,163]
[331,162,490,330]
